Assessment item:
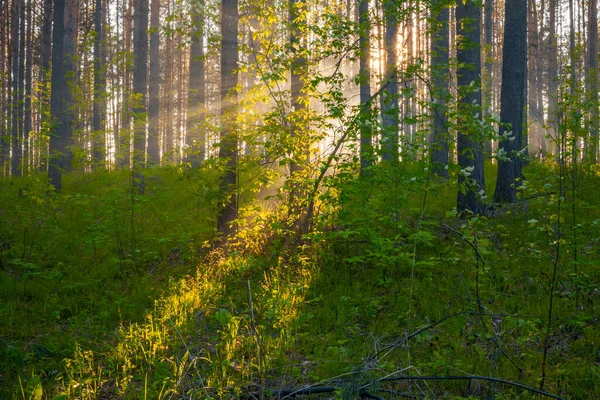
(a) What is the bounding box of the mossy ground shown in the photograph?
[0,161,598,399]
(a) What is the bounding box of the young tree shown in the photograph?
[456,0,486,215]
[430,0,449,178]
[494,0,527,203]
[187,0,205,167]
[148,0,160,164]
[49,0,79,189]
[217,0,239,235]
[380,0,399,163]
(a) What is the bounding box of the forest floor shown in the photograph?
[0,161,599,399]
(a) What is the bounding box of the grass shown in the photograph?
[0,160,599,399]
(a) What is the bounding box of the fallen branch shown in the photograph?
[378,375,563,400]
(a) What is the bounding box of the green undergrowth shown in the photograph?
[1,161,599,399]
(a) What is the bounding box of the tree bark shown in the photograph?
[93,0,105,167]
[23,0,31,174]
[49,0,78,189]
[547,0,558,154]
[430,0,449,178]
[587,0,598,162]
[494,0,527,203]
[11,0,20,176]
[358,0,372,174]
[120,0,132,167]
[132,0,149,171]
[380,0,399,163]
[147,0,160,164]
[456,0,486,215]
[289,0,307,176]
[217,0,238,235]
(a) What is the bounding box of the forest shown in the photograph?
[0,0,599,398]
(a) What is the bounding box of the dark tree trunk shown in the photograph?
[537,0,546,156]
[120,0,132,167]
[358,0,372,174]
[587,0,598,162]
[547,0,558,153]
[380,0,399,163]
[430,0,449,178]
[11,0,20,176]
[456,0,486,215]
[132,0,149,171]
[494,0,527,203]
[217,0,238,235]
[16,0,24,174]
[0,0,6,173]
[186,0,205,167]
[93,0,106,168]
[289,0,307,176]
[49,0,78,190]
[147,0,160,164]
[23,0,31,174]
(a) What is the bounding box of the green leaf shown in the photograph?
[25,374,43,400]
[214,309,232,326]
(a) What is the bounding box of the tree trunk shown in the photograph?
[358,0,372,174]
[120,0,132,167]
[23,0,31,174]
[547,0,558,154]
[456,0,486,215]
[217,0,238,235]
[289,0,307,176]
[132,0,149,172]
[494,0,527,203]
[148,0,160,164]
[187,0,205,167]
[11,0,19,176]
[93,0,105,168]
[537,0,546,156]
[430,0,449,178]
[587,0,598,162]
[380,0,399,163]
[49,0,78,189]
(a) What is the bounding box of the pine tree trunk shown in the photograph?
[23,0,31,174]
[132,0,149,172]
[49,0,78,189]
[217,0,238,235]
[430,0,449,178]
[289,0,307,176]
[147,0,160,164]
[11,0,20,176]
[358,0,372,174]
[187,0,205,167]
[494,0,527,203]
[587,0,598,162]
[537,0,546,156]
[547,0,558,155]
[120,0,132,167]
[456,0,486,215]
[93,0,105,168]
[380,0,399,163]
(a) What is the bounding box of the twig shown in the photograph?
[247,280,263,380]
[378,375,563,399]
[168,319,210,399]
[442,223,525,375]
